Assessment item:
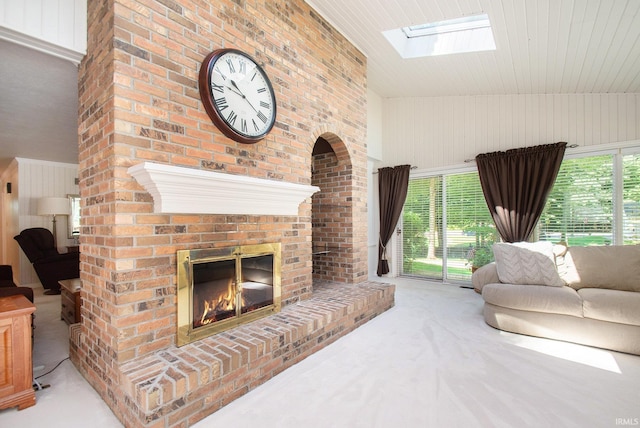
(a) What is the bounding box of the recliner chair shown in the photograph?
[0,264,34,302]
[14,228,79,295]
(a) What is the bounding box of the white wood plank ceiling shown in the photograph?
[307,0,640,98]
[1,0,639,173]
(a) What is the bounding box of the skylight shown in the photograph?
[383,13,496,59]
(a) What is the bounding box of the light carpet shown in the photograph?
[1,277,639,427]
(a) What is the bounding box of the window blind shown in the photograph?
[401,172,494,281]
[623,153,640,245]
[539,155,614,246]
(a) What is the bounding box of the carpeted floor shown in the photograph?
[1,277,639,427]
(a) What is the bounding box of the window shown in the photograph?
[538,155,614,246]
[538,150,640,246]
[623,153,640,244]
[400,144,640,284]
[68,194,81,238]
[402,15,492,38]
[383,13,496,59]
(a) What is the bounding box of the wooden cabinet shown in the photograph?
[59,278,81,325]
[0,295,36,410]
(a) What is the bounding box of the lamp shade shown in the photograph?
[37,197,70,216]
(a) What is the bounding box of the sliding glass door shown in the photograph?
[400,172,495,282]
[401,176,443,279]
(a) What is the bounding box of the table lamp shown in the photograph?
[37,197,70,243]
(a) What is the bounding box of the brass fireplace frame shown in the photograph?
[176,243,281,346]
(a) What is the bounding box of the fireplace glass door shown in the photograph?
[240,254,274,313]
[177,243,281,346]
[192,259,237,327]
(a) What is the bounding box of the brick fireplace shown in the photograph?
[71,0,393,426]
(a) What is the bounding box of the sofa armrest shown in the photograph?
[0,286,34,303]
[0,264,13,281]
[471,262,500,293]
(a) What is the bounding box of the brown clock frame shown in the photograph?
[198,49,277,144]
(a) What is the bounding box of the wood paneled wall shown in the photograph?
[382,93,640,170]
[0,0,86,58]
[13,158,79,285]
[0,162,19,279]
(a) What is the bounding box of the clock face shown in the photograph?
[199,49,277,144]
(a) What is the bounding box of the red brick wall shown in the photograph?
[73,0,368,421]
[312,143,360,282]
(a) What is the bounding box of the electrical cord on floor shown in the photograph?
[35,356,70,380]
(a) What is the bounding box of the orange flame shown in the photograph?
[200,278,236,325]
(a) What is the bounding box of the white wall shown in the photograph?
[367,89,383,162]
[14,158,79,285]
[382,93,640,169]
[367,89,383,278]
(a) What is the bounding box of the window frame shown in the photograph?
[397,140,640,284]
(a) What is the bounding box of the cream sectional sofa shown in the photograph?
[473,243,640,355]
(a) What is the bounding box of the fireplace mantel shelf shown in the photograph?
[128,162,320,216]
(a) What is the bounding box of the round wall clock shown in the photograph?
[198,49,277,144]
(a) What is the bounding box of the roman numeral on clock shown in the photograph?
[214,67,227,80]
[227,110,237,126]
[226,58,235,73]
[215,97,228,111]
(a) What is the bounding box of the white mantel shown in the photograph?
[128,162,319,216]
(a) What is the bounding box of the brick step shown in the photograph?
[117,281,395,427]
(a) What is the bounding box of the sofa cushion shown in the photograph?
[560,245,640,292]
[579,288,640,326]
[482,283,583,317]
[492,241,565,287]
[471,262,500,293]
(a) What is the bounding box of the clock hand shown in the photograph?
[229,79,258,113]
[224,83,244,98]
[230,79,244,94]
[224,81,257,112]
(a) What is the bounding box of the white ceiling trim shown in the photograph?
[0,26,84,65]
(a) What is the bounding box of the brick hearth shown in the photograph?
[110,281,394,426]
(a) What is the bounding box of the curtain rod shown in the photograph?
[463,143,579,163]
[372,165,418,174]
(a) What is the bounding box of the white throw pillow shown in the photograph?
[492,241,565,287]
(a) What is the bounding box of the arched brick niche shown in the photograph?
[311,134,367,283]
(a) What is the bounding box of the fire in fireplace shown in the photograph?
[176,243,281,346]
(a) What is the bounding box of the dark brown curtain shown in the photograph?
[377,164,411,276]
[475,142,567,243]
